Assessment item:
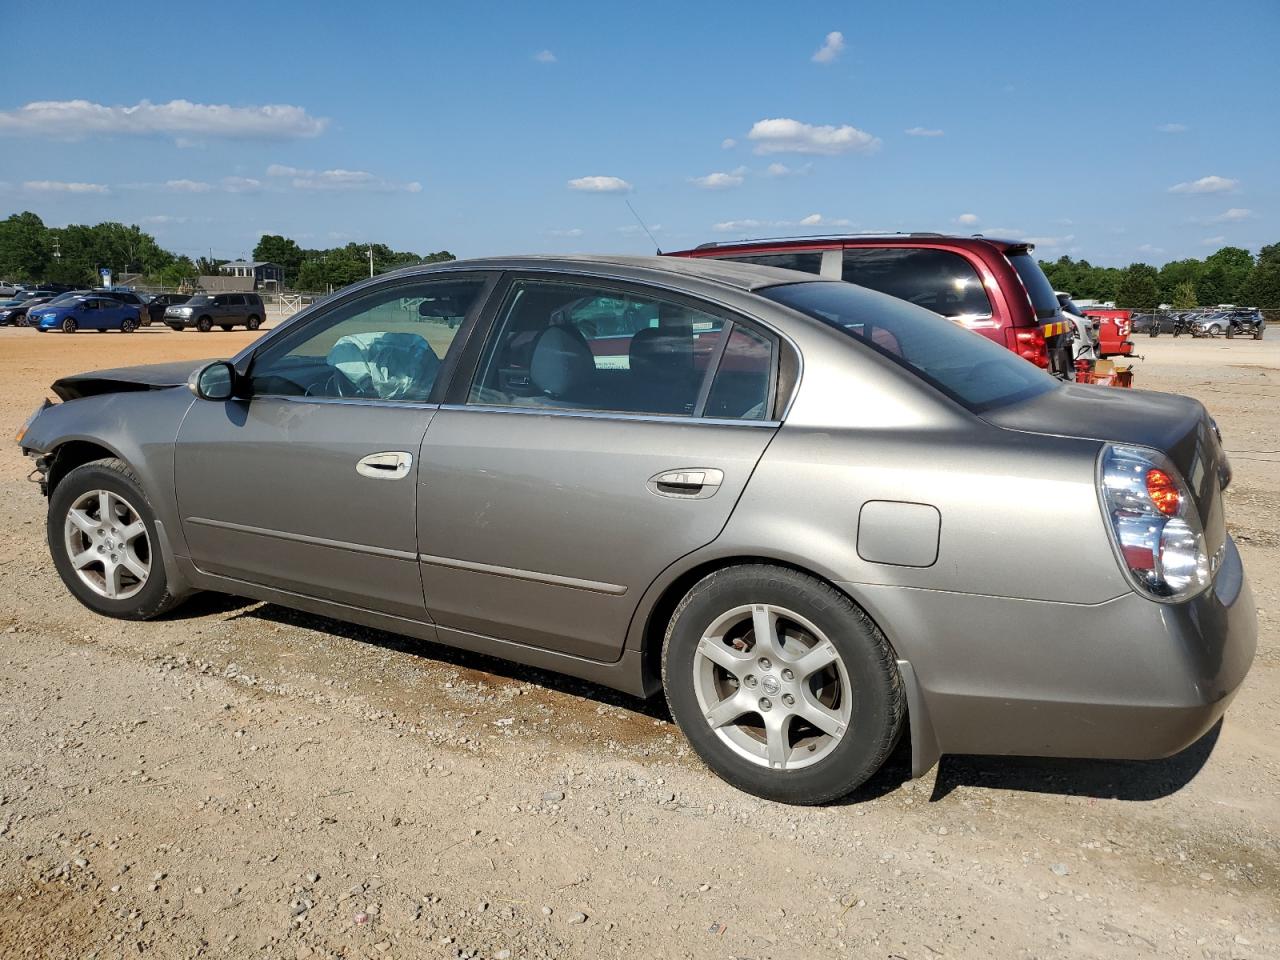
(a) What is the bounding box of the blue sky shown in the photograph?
[1,0,1275,265]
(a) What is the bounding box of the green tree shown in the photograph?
[1236,257,1280,308]
[1157,258,1204,303]
[0,211,51,280]
[1116,263,1160,309]
[1197,246,1254,305]
[1170,280,1198,309]
[252,234,305,284]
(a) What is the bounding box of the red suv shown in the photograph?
[669,234,1072,375]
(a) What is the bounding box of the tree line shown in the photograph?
[0,211,454,291]
[1039,244,1280,311]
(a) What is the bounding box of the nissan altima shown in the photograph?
[16,256,1255,804]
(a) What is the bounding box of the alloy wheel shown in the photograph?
[63,489,151,600]
[693,603,852,771]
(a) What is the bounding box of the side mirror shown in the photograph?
[189,360,236,400]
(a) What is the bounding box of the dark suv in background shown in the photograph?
[165,292,266,332]
[671,234,1073,376]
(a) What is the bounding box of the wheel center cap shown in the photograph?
[760,675,781,696]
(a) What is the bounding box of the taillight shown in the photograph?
[1004,326,1048,367]
[1098,444,1209,601]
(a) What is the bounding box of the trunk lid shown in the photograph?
[984,383,1228,556]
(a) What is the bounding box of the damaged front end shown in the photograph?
[16,398,55,495]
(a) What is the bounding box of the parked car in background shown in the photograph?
[0,280,17,298]
[671,233,1076,378]
[1081,308,1135,358]
[16,255,1255,804]
[165,292,265,331]
[91,289,153,326]
[31,295,142,334]
[0,295,55,326]
[1055,292,1098,360]
[145,293,191,326]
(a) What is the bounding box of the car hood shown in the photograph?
[51,359,214,401]
[984,382,1227,519]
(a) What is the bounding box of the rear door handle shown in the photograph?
[356,451,413,480]
[647,468,724,500]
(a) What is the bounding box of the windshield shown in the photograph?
[185,296,213,305]
[46,291,88,305]
[1007,252,1060,321]
[760,281,1056,412]
[1061,298,1086,317]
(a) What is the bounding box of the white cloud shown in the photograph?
[721,138,737,149]
[0,99,327,141]
[141,215,191,225]
[1156,123,1188,133]
[567,175,632,193]
[1137,243,1165,255]
[811,31,845,64]
[266,164,419,192]
[905,126,944,137]
[747,117,880,155]
[691,169,746,190]
[1025,234,1075,249]
[798,213,852,227]
[712,213,851,233]
[23,180,109,194]
[1169,175,1238,194]
[547,227,583,237]
[165,178,213,193]
[1210,207,1255,222]
[955,213,980,225]
[221,176,262,193]
[534,49,557,63]
[1201,235,1226,246]
[765,162,810,177]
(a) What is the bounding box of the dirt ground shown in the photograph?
[0,325,1276,960]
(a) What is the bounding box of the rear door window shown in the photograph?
[841,247,993,320]
[720,252,824,275]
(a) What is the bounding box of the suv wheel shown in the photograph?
[61,317,77,334]
[196,316,212,332]
[246,315,261,331]
[47,458,182,620]
[662,564,904,804]
[1256,326,1265,340]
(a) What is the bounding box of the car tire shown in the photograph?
[121,317,137,334]
[196,316,212,332]
[662,564,904,805]
[168,324,184,332]
[1208,324,1222,337]
[61,317,77,334]
[246,315,261,331]
[1256,328,1265,340]
[219,324,233,331]
[47,458,182,620]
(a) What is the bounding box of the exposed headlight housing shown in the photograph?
[1098,443,1210,602]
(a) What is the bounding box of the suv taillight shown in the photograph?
[1004,326,1048,367]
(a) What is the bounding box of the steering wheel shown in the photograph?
[307,366,369,399]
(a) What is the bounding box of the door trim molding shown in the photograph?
[418,552,628,596]
[185,516,418,561]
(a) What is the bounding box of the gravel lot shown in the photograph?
[1,326,1276,959]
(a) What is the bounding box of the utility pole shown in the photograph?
[51,238,62,259]
[368,244,374,278]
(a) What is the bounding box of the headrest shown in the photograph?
[529,325,594,399]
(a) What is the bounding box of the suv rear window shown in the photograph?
[841,247,992,320]
[1007,251,1059,320]
[760,281,1054,412]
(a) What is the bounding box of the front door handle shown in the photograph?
[356,451,413,480]
[647,468,724,500]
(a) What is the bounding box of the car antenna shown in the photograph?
[624,198,663,255]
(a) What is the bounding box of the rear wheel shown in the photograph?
[246,315,261,331]
[47,458,182,620]
[196,316,212,332]
[662,564,904,805]
[61,317,77,334]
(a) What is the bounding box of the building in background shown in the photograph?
[218,261,284,289]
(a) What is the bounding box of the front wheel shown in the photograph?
[1208,324,1222,338]
[47,458,182,619]
[61,317,77,334]
[662,565,904,805]
[196,316,212,332]
[121,317,137,334]
[1256,327,1265,340]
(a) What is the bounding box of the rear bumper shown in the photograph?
[846,535,1256,768]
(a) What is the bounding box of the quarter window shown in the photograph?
[704,325,774,420]
[249,278,485,401]
[841,247,992,320]
[469,279,772,420]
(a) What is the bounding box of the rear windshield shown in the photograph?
[1007,252,1060,320]
[760,281,1055,412]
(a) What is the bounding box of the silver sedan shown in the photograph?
[18,256,1256,804]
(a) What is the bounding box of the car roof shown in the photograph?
[386,254,828,294]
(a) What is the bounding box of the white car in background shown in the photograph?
[1056,291,1099,361]
[0,280,18,298]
